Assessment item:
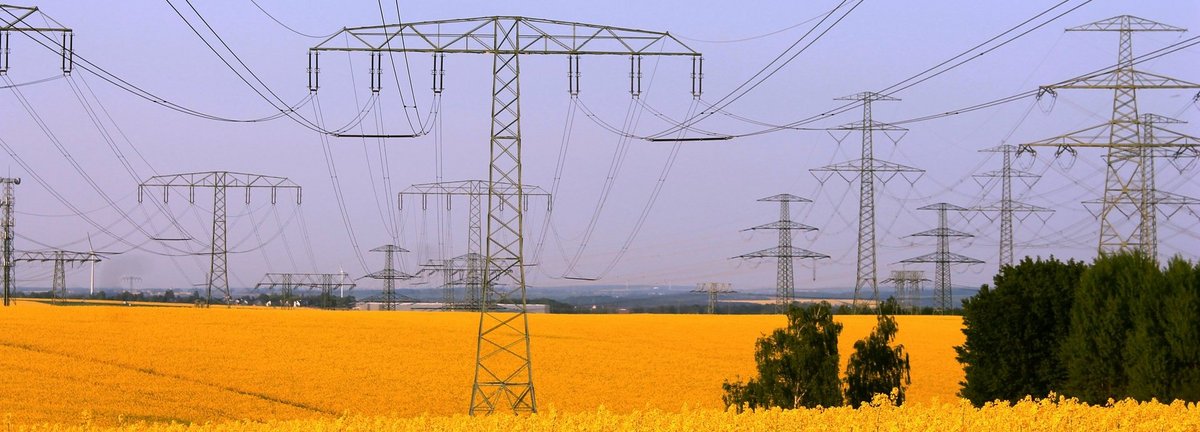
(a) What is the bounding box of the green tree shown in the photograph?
[955,256,1086,406]
[1061,252,1157,404]
[1159,257,1200,401]
[722,302,843,410]
[844,313,911,406]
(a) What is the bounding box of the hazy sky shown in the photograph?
[1,0,1197,296]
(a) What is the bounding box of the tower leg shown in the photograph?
[208,175,229,306]
[854,100,878,310]
[471,18,536,416]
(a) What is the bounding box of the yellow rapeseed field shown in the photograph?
[0,300,968,426]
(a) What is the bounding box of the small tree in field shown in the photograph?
[844,313,911,406]
[722,302,843,410]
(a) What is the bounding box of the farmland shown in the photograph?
[0,301,964,426]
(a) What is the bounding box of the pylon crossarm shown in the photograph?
[743,220,819,231]
[0,5,69,33]
[900,252,985,264]
[735,246,830,260]
[908,227,974,238]
[1066,15,1185,32]
[1043,69,1200,91]
[311,16,699,57]
[13,250,100,262]
[829,120,907,132]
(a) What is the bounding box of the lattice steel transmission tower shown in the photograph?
[970,145,1053,269]
[256,272,356,309]
[1,178,17,307]
[14,250,100,302]
[121,275,142,293]
[1136,113,1200,261]
[0,4,73,75]
[1021,16,1200,257]
[400,180,549,309]
[883,270,926,313]
[691,282,736,314]
[734,194,828,312]
[138,171,301,305]
[812,93,923,309]
[311,17,700,415]
[365,245,414,311]
[900,203,983,313]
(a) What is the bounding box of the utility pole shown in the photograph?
[138,171,301,306]
[365,245,414,311]
[970,144,1052,269]
[1,178,17,307]
[900,203,983,313]
[311,17,700,415]
[1021,16,1200,257]
[256,272,356,309]
[734,194,828,312]
[883,270,927,313]
[14,250,101,303]
[121,275,142,293]
[400,180,550,309]
[691,282,735,314]
[811,93,924,309]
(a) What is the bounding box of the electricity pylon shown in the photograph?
[0,4,73,75]
[311,17,700,415]
[138,171,302,306]
[400,180,550,309]
[256,272,356,309]
[365,245,414,311]
[883,270,927,313]
[970,144,1052,269]
[1,178,17,307]
[14,250,101,302]
[733,194,828,313]
[121,275,142,293]
[811,92,923,309]
[1137,113,1200,261]
[900,203,983,313]
[691,282,736,314]
[1020,16,1200,257]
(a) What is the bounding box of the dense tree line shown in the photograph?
[957,253,1200,405]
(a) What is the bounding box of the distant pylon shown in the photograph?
[1020,16,1200,256]
[883,270,926,313]
[1138,113,1200,261]
[812,92,924,309]
[900,203,983,313]
[734,194,828,313]
[14,250,101,303]
[366,245,414,311]
[691,282,736,314]
[970,145,1052,269]
[1,178,17,307]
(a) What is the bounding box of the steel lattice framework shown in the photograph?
[0,4,72,74]
[256,272,355,309]
[400,180,549,309]
[1020,16,1200,257]
[812,93,923,310]
[970,144,1053,269]
[883,270,927,314]
[734,194,828,313]
[14,250,100,302]
[312,16,699,415]
[900,203,983,313]
[0,178,17,307]
[691,282,736,314]
[365,245,414,311]
[138,171,301,306]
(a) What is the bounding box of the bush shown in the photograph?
[722,302,843,410]
[844,313,911,406]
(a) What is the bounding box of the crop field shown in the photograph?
[0,300,964,426]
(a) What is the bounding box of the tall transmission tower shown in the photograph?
[138,171,301,306]
[365,245,414,311]
[900,203,983,313]
[1,178,17,307]
[691,282,736,314]
[311,17,701,415]
[734,194,828,312]
[256,272,356,309]
[121,275,142,293]
[14,250,101,302]
[400,180,550,309]
[970,145,1053,269]
[1137,113,1200,261]
[0,4,73,75]
[1020,16,1200,257]
[811,92,924,309]
[883,270,926,313]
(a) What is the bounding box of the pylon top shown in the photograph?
[917,203,969,212]
[1068,15,1185,33]
[758,193,811,203]
[1140,113,1187,125]
[370,245,410,253]
[835,92,899,102]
